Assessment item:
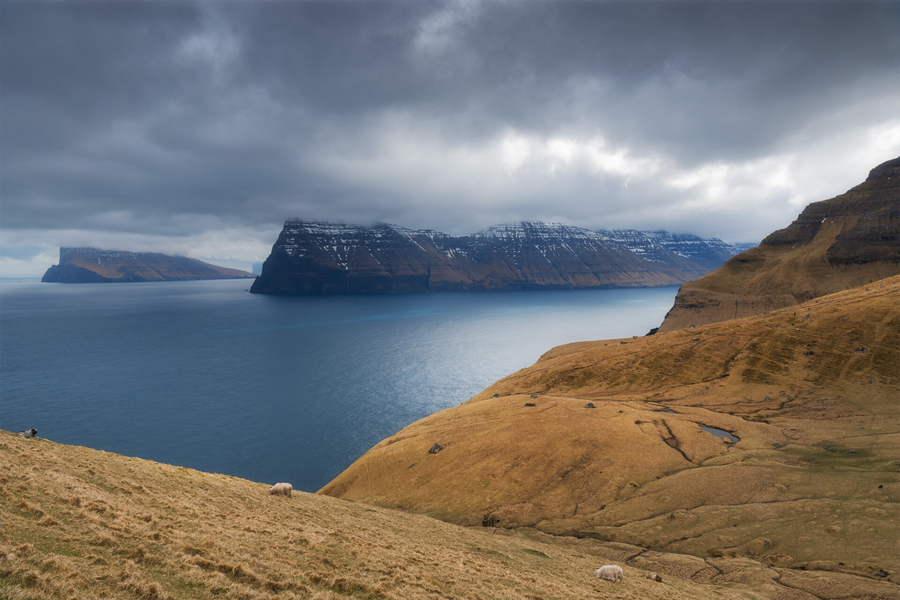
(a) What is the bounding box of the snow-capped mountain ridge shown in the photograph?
[251,220,747,295]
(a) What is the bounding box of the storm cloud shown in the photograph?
[2,0,899,275]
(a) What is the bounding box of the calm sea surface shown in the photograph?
[0,279,677,492]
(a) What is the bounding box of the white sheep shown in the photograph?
[17,429,37,439]
[594,564,623,583]
[269,482,292,497]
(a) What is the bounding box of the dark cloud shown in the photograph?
[1,0,899,275]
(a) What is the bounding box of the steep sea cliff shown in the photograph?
[251,221,743,295]
[42,247,254,283]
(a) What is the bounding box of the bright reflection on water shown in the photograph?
[1,279,677,491]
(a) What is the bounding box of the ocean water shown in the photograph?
[0,279,677,492]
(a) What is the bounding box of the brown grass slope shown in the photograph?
[322,276,900,600]
[2,433,788,600]
[658,156,900,332]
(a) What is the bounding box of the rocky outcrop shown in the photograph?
[250,221,743,295]
[658,156,900,332]
[42,247,254,283]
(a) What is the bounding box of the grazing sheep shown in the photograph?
[17,429,37,439]
[594,564,623,583]
[269,482,292,497]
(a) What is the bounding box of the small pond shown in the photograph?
[699,424,739,446]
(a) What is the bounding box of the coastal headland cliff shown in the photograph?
[321,277,899,595]
[41,247,254,283]
[320,157,900,599]
[250,221,744,295]
[658,156,900,332]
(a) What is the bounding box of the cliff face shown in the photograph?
[250,221,742,295]
[658,156,900,332]
[41,247,254,283]
[605,229,747,271]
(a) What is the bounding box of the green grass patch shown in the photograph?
[472,547,509,560]
[423,510,452,521]
[46,545,80,558]
[522,549,551,559]
[780,446,875,470]
[150,568,210,600]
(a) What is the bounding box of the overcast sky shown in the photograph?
[2,0,899,276]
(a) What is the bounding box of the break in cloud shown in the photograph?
[1,0,899,276]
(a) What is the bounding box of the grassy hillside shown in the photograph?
[1,431,792,600]
[322,276,900,600]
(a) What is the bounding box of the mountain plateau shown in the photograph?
[250,221,745,295]
[41,247,254,283]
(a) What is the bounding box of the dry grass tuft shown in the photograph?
[119,568,177,600]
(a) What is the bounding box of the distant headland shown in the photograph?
[41,247,254,283]
[251,221,752,295]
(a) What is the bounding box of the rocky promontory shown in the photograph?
[41,247,254,283]
[658,156,900,332]
[321,277,900,590]
[250,221,744,295]
[319,156,900,597]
